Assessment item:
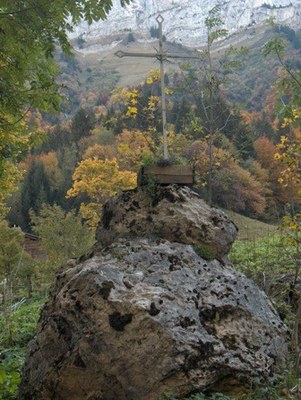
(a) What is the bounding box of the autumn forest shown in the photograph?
[0,1,301,398]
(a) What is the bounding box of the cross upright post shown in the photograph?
[115,15,200,160]
[156,15,168,159]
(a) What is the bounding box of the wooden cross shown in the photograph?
[115,15,200,159]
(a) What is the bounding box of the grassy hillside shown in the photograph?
[64,25,300,112]
[224,209,278,241]
[73,40,192,88]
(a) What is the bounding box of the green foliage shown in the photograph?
[240,386,286,400]
[230,230,301,340]
[0,221,36,303]
[0,0,130,214]
[141,153,156,167]
[193,243,215,261]
[159,391,234,400]
[141,154,187,168]
[0,298,43,348]
[0,348,24,400]
[159,385,300,400]
[189,6,248,205]
[205,6,228,40]
[71,108,95,143]
[159,391,178,400]
[263,37,286,59]
[92,127,116,146]
[263,22,301,122]
[0,221,24,279]
[142,174,158,199]
[230,234,286,286]
[0,220,45,303]
[0,0,130,112]
[20,160,52,230]
[30,204,94,265]
[157,155,188,167]
[0,297,45,399]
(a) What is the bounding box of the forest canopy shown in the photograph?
[0,0,130,214]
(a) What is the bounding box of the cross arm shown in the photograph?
[115,50,159,58]
[115,50,201,60]
[165,53,201,60]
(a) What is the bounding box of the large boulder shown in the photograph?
[96,186,238,261]
[19,186,288,400]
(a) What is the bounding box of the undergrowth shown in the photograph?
[0,296,45,399]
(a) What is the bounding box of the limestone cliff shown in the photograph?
[69,0,301,50]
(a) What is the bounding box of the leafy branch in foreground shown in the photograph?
[0,0,131,216]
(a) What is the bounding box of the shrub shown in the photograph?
[193,244,215,261]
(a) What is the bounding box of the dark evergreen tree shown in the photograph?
[36,126,70,153]
[20,161,51,231]
[251,113,275,140]
[77,35,86,49]
[71,108,95,143]
[278,25,301,49]
[150,26,159,38]
[56,144,82,210]
[127,32,135,43]
[170,98,191,133]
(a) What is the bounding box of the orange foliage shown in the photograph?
[62,119,72,132]
[193,143,266,215]
[254,136,299,205]
[253,137,277,169]
[240,111,260,126]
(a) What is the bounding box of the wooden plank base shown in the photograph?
[138,165,194,186]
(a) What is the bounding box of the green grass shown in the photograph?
[224,209,278,241]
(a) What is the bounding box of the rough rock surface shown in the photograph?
[19,186,288,400]
[96,186,238,261]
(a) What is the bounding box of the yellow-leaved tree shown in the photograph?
[67,158,136,229]
[265,30,301,353]
[275,127,301,194]
[115,129,154,170]
[275,115,301,354]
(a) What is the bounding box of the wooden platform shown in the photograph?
[138,165,194,186]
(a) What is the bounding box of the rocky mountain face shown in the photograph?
[70,0,301,50]
[19,186,288,400]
